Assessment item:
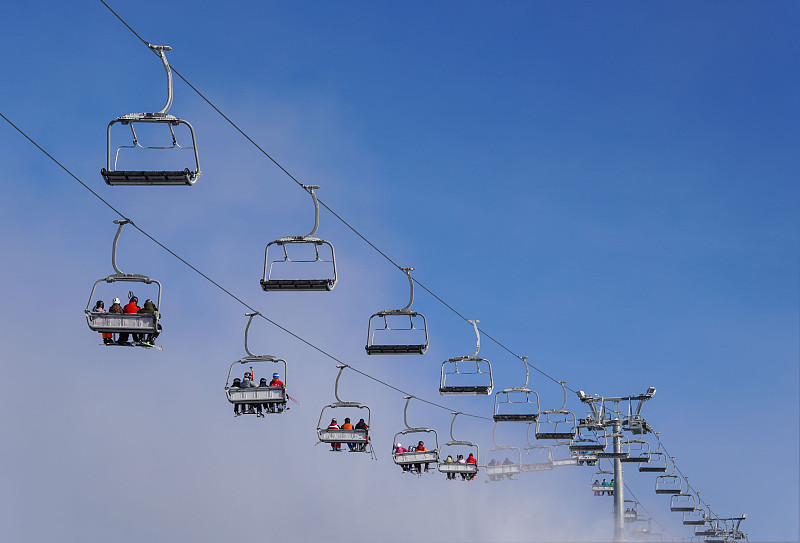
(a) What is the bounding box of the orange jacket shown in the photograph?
[341,423,354,430]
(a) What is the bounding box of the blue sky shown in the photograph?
[1,2,797,542]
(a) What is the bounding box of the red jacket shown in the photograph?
[466,455,477,464]
[269,378,284,387]
[124,302,140,314]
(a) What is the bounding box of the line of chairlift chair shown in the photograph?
[83,225,740,532]
[93,45,748,536]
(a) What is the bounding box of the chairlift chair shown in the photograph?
[655,458,682,494]
[437,413,479,479]
[639,450,669,472]
[655,474,682,494]
[569,428,606,453]
[224,313,288,416]
[569,428,603,466]
[316,365,371,452]
[597,433,630,460]
[535,382,577,440]
[550,441,579,467]
[439,320,493,395]
[521,424,554,471]
[639,433,669,473]
[623,500,640,522]
[102,44,200,186]
[670,482,697,512]
[260,185,337,291]
[695,518,722,537]
[85,220,162,345]
[683,508,708,526]
[392,397,439,473]
[621,438,651,463]
[590,467,615,496]
[484,422,522,481]
[493,356,540,422]
[366,267,428,355]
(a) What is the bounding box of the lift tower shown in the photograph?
[577,387,656,543]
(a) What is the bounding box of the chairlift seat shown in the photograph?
[101,168,196,186]
[260,278,335,291]
[551,457,578,467]
[597,450,629,459]
[440,385,491,395]
[569,441,605,452]
[226,386,286,405]
[317,428,369,444]
[684,519,707,526]
[591,483,614,493]
[393,450,439,465]
[493,414,538,422]
[486,463,521,476]
[655,488,681,495]
[639,465,667,472]
[621,453,649,463]
[437,462,478,474]
[87,312,158,334]
[521,461,553,471]
[366,344,427,355]
[536,430,575,440]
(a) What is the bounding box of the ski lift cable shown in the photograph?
[0,109,490,424]
[98,0,575,394]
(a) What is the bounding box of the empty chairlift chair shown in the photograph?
[439,320,493,395]
[366,267,428,355]
[655,457,682,494]
[316,365,371,453]
[535,381,577,440]
[484,422,522,481]
[597,432,629,460]
[493,356,540,422]
[85,220,162,347]
[437,412,479,480]
[621,438,651,463]
[639,432,669,473]
[102,44,200,186]
[260,185,337,291]
[392,396,439,474]
[522,424,554,472]
[551,441,580,467]
[224,312,288,417]
[682,506,708,526]
[670,481,697,512]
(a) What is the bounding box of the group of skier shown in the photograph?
[91,292,160,346]
[230,369,287,418]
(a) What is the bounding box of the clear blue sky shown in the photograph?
[1,2,797,542]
